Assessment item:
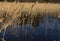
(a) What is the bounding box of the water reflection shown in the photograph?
[0,13,60,41]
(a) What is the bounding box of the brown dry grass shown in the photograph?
[0,2,60,41]
[0,2,60,30]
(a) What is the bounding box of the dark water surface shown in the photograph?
[0,15,60,41]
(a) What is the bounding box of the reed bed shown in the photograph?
[0,2,60,41]
[0,2,60,31]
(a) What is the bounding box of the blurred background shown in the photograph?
[0,0,60,3]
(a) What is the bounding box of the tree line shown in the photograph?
[0,0,60,3]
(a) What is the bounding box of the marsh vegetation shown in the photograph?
[0,2,60,41]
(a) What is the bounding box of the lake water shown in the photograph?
[0,15,60,41]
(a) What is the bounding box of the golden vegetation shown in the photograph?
[0,2,60,29]
[0,2,60,41]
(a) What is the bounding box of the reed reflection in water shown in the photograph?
[0,13,59,41]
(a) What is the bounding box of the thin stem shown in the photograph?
[2,26,7,41]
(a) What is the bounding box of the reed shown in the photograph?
[0,2,60,41]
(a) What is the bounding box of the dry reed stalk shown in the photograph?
[0,2,60,41]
